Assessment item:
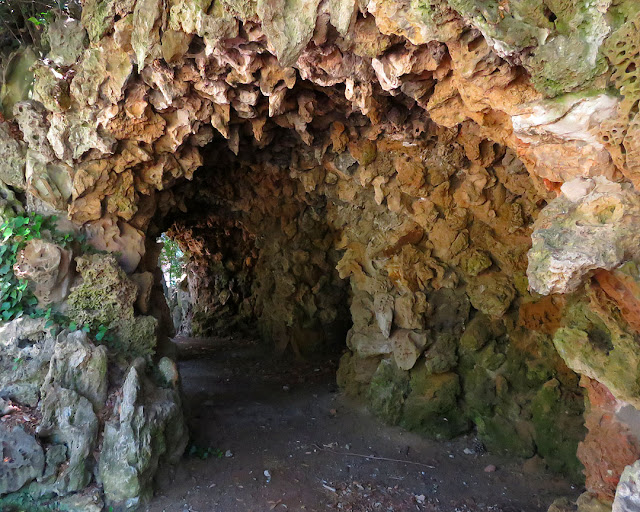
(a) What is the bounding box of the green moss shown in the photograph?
[553,294,640,407]
[82,0,118,41]
[67,254,137,331]
[366,359,410,425]
[531,379,585,484]
[424,332,457,374]
[337,352,381,397]
[475,413,536,458]
[459,313,493,353]
[401,368,470,439]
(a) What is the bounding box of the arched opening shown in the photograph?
[1,1,640,511]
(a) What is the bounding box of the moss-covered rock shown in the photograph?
[466,273,516,318]
[531,379,585,484]
[366,358,410,425]
[336,352,381,397]
[553,292,640,408]
[67,254,157,358]
[401,367,470,439]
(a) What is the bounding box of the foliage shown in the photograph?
[187,442,225,460]
[158,233,185,290]
[0,213,63,322]
[0,0,76,54]
[0,212,115,345]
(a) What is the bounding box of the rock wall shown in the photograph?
[3,0,640,509]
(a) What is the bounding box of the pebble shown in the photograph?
[484,464,497,473]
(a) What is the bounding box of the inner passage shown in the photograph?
[153,126,585,486]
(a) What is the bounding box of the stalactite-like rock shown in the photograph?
[4,0,640,509]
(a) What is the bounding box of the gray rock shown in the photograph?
[0,317,55,406]
[43,330,108,412]
[57,487,105,512]
[528,177,640,295]
[37,386,99,494]
[613,459,640,512]
[0,122,26,190]
[100,359,187,508]
[13,100,55,161]
[44,17,87,67]
[0,424,45,495]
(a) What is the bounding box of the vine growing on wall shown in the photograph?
[0,212,113,343]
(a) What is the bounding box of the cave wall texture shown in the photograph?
[3,0,640,510]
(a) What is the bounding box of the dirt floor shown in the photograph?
[146,336,582,512]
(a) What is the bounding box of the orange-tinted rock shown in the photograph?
[578,378,640,502]
[594,267,640,334]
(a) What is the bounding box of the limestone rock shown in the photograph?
[512,95,619,183]
[67,253,137,329]
[71,39,133,108]
[44,17,87,67]
[37,386,99,494]
[423,332,457,375]
[466,273,516,318]
[613,459,640,512]
[528,177,640,295]
[391,329,428,371]
[131,0,164,68]
[0,318,55,406]
[56,488,105,512]
[0,424,45,495]
[85,217,146,273]
[13,101,55,162]
[42,330,108,412]
[366,358,409,425]
[0,122,26,190]
[0,47,37,117]
[373,292,393,338]
[346,326,393,357]
[401,369,469,440]
[577,378,640,502]
[100,360,187,508]
[257,0,322,67]
[25,150,74,212]
[13,239,73,306]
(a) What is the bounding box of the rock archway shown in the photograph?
[2,1,640,510]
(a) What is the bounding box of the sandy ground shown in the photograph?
[146,336,581,512]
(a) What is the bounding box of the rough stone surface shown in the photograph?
[6,0,640,506]
[0,318,55,407]
[0,424,45,496]
[528,177,640,296]
[100,360,187,508]
[613,459,640,512]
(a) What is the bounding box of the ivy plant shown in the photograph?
[0,212,114,344]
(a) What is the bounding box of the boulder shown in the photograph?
[366,358,410,425]
[391,329,428,371]
[0,122,26,190]
[466,273,516,318]
[42,330,108,412]
[0,424,45,495]
[100,359,187,508]
[37,386,99,494]
[0,318,55,406]
[613,459,640,512]
[13,239,74,306]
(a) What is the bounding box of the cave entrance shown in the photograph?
[154,135,353,360]
[142,122,585,510]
